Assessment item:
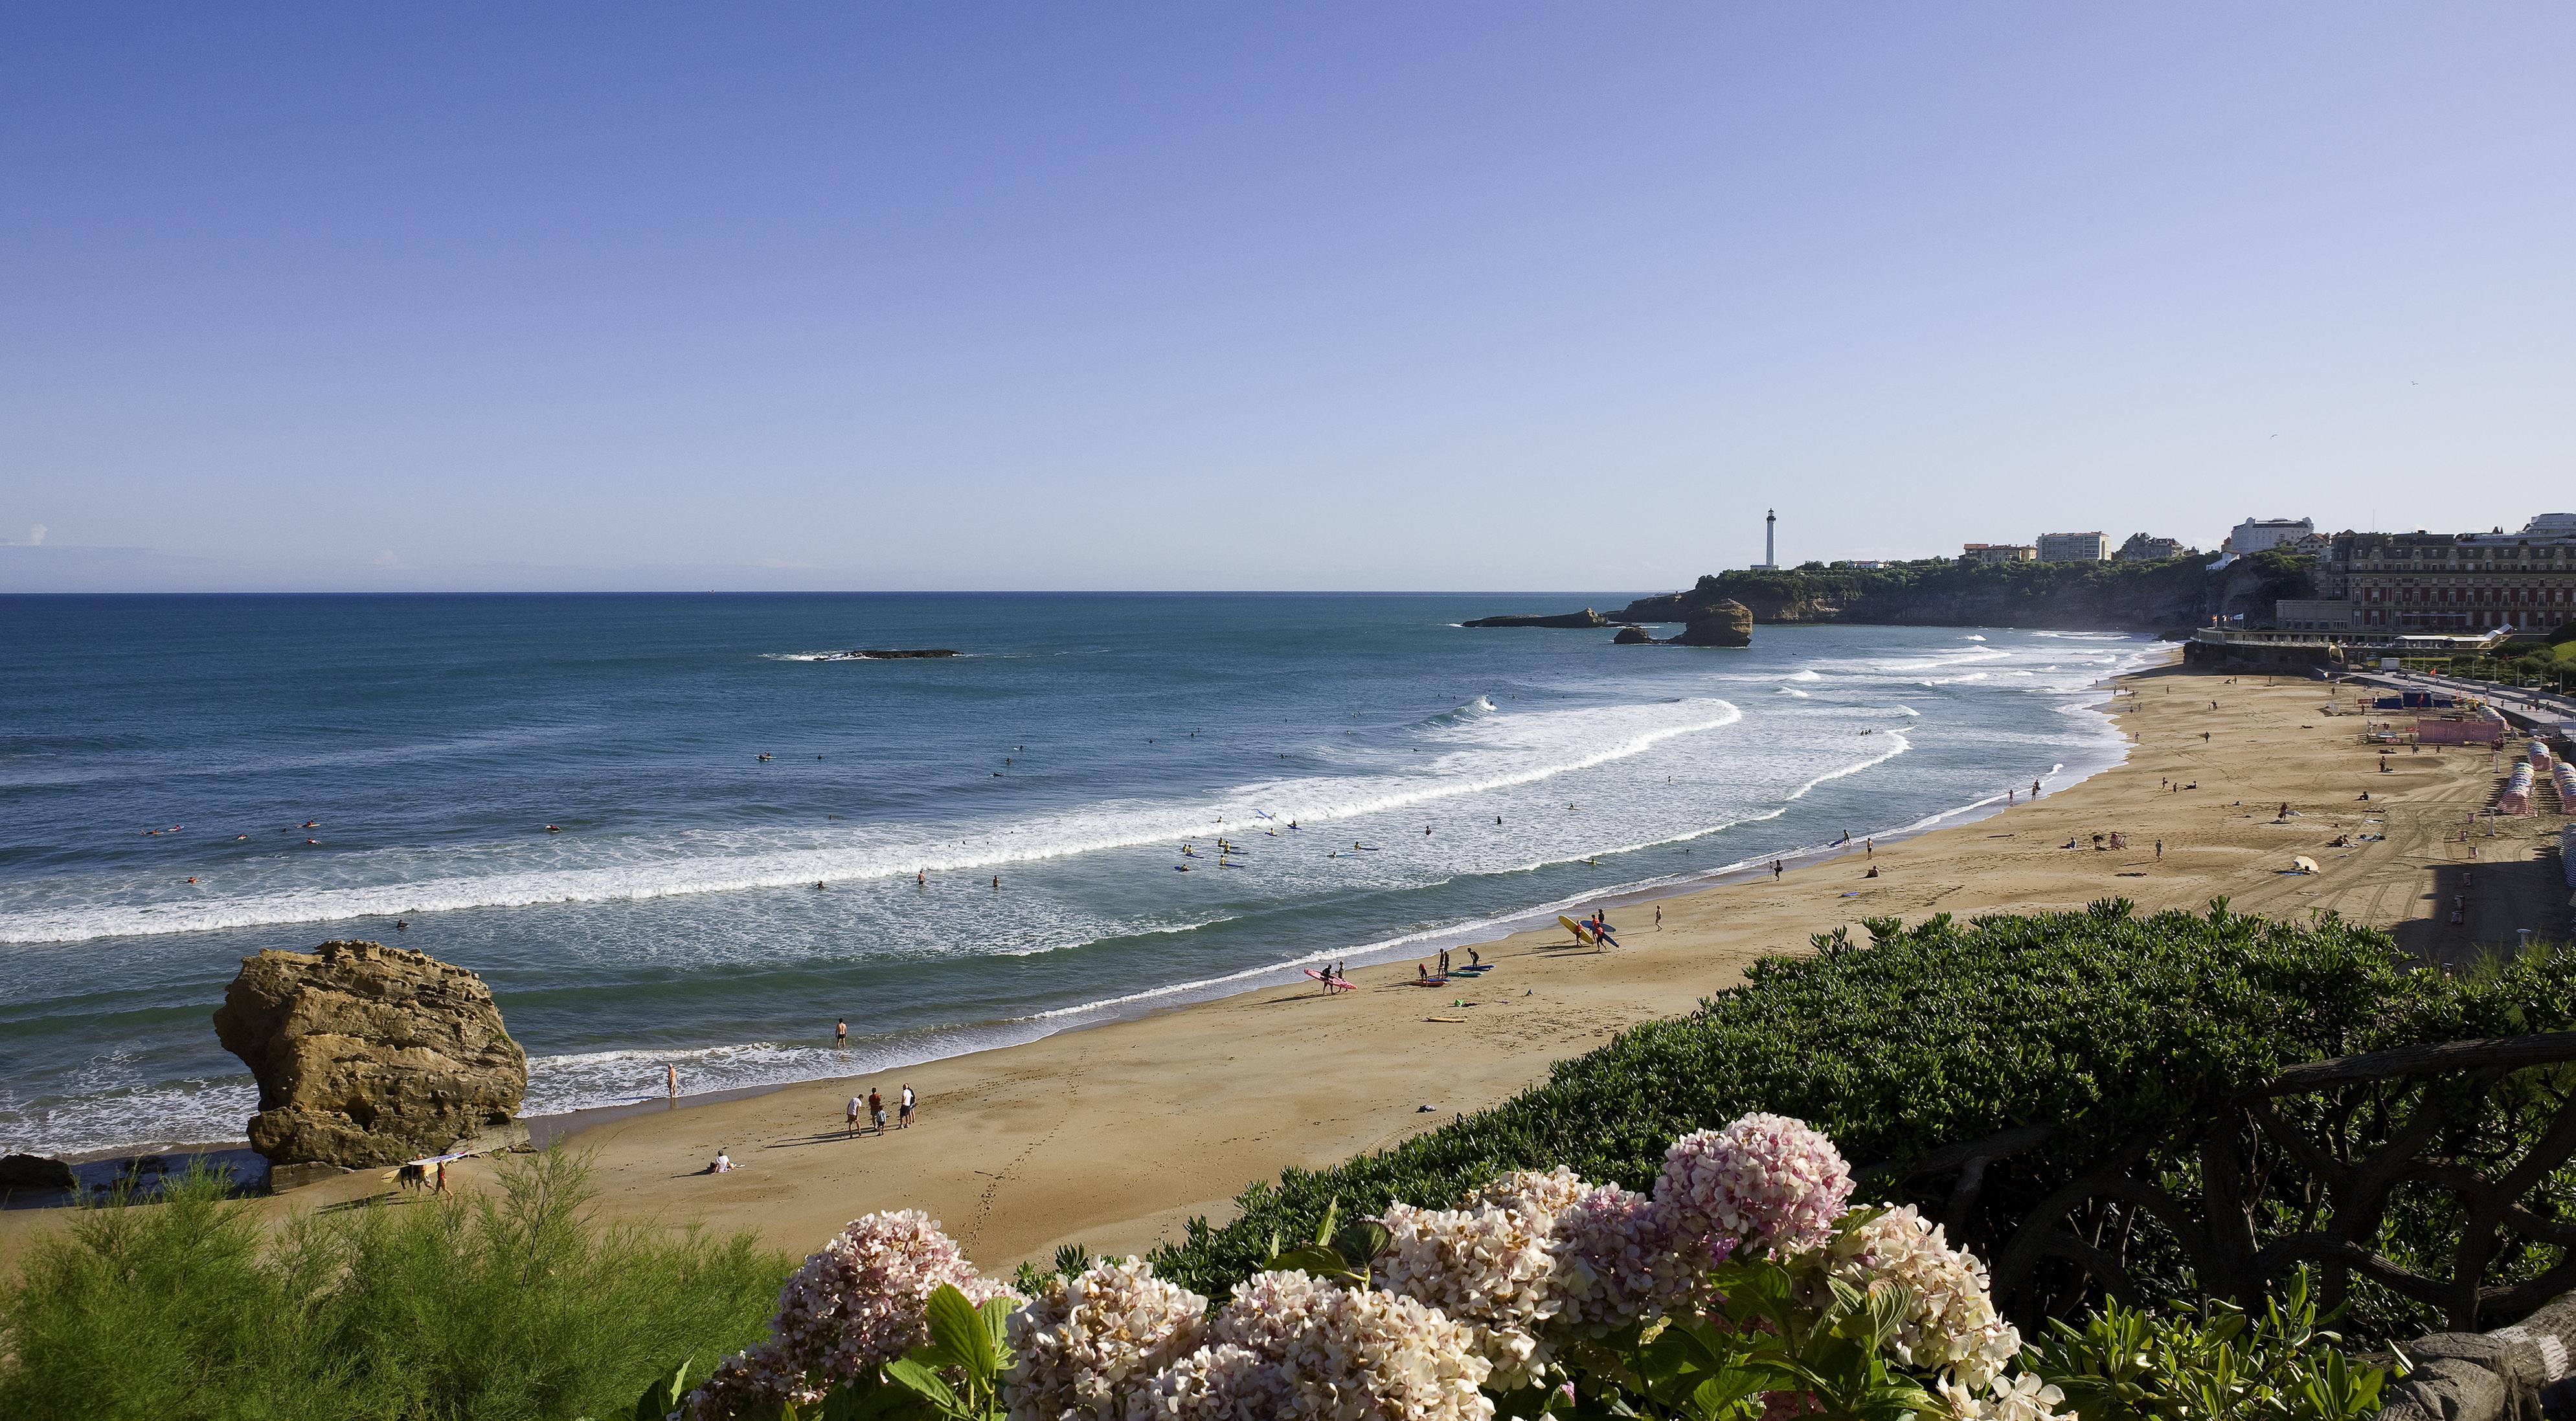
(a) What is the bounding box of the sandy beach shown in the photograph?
[7,656,2564,1280]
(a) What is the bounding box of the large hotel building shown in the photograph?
[2312,513,2576,632]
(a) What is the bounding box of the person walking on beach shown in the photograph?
[848,1095,863,1137]
[1654,904,1662,930]
[667,1064,678,1101]
[835,1018,848,1049]
[1772,859,1783,880]
[899,1084,915,1128]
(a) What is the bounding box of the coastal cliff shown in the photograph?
[1615,551,2313,633]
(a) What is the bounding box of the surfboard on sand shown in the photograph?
[1452,964,1493,974]
[1304,968,1355,990]
[1557,914,1596,946]
[1408,977,1449,987]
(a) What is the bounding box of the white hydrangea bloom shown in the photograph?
[1131,1270,1494,1420]
[1827,1206,2022,1391]
[1006,1255,1210,1420]
[1375,1200,1555,1387]
[1471,1166,1593,1218]
[1939,1372,2066,1421]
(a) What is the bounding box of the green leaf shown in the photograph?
[881,1358,960,1413]
[921,1283,997,1380]
[634,1357,692,1421]
[1330,1218,1391,1270]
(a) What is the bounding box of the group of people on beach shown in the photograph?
[846,1084,915,1136]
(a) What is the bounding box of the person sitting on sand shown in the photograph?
[710,1149,734,1174]
[1864,865,1879,878]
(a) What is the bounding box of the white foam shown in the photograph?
[0,697,1746,944]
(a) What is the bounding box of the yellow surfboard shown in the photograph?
[1557,914,1597,946]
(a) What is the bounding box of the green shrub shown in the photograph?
[2031,1270,2392,1421]
[1146,902,2576,1341]
[0,1148,791,1421]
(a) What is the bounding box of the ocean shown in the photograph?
[0,594,2157,1158]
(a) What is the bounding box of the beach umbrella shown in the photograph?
[2289,856,2320,875]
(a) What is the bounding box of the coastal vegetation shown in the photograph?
[1618,550,2314,632]
[1143,900,2574,1345]
[660,1113,2395,1420]
[6,904,2566,1419]
[0,1150,787,1421]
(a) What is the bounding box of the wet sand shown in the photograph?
[8,656,2564,1279]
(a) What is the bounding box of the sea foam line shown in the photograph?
[0,698,1745,944]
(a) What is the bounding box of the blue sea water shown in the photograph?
[0,594,2154,1158]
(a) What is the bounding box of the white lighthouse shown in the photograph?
[1764,509,1777,570]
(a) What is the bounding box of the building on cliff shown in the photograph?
[1961,543,2037,565]
[2224,517,2315,555]
[2037,531,2110,563]
[2116,533,2188,561]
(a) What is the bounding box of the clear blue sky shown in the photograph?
[4,5,2571,591]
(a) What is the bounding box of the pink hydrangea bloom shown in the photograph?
[681,1210,1017,1418]
[1653,1113,1853,1261]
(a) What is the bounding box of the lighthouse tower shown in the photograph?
[1764,509,1777,570]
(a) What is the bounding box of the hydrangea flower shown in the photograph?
[1005,1256,1209,1420]
[1375,1198,1556,1387]
[1655,1113,1854,1261]
[1941,1372,2067,1421]
[680,1210,1017,1418]
[1826,1206,2022,1391]
[1131,1270,1494,1420]
[1547,1180,1676,1330]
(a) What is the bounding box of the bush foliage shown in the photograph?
[0,1148,790,1421]
[1146,901,2576,1340]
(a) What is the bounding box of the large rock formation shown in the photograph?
[1671,600,1755,647]
[214,941,527,1182]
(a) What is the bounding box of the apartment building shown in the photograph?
[2037,531,2110,562]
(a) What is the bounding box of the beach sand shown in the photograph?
[7,657,2565,1279]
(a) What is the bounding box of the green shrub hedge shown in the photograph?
[1146,901,2576,1341]
[0,1148,789,1421]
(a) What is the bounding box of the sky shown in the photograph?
[3,5,2571,592]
